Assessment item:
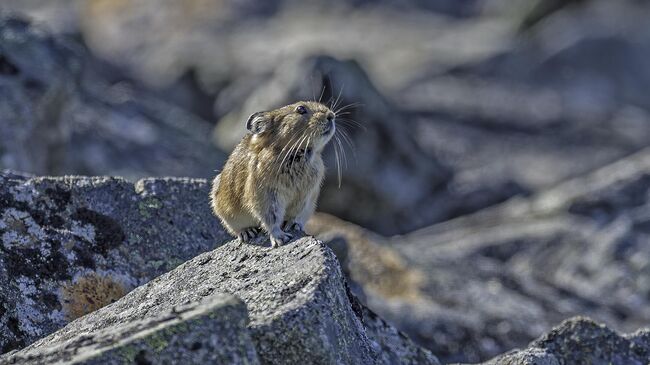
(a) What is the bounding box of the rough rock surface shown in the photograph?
[0,171,229,354]
[2,237,438,365]
[484,317,650,365]
[0,16,225,180]
[1,294,258,365]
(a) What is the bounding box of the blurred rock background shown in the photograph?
[1,0,650,363]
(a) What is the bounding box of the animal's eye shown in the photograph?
[295,105,307,115]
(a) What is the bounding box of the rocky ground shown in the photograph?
[0,171,437,364]
[2,0,650,363]
[362,147,650,363]
[2,170,650,364]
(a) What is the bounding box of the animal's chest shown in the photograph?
[278,150,321,194]
[280,158,319,188]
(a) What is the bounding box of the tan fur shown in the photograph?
[210,101,335,247]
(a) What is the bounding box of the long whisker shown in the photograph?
[277,134,306,174]
[337,128,357,163]
[336,134,348,169]
[306,135,312,161]
[310,75,316,102]
[318,82,326,103]
[338,129,355,150]
[332,83,345,111]
[274,134,300,166]
[337,118,367,131]
[334,102,363,115]
[333,137,342,188]
[290,134,308,169]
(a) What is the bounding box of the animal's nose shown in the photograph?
[326,112,335,122]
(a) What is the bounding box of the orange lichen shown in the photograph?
[61,273,128,320]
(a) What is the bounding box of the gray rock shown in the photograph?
[400,0,650,201]
[9,0,505,90]
[484,317,650,365]
[2,235,438,365]
[0,16,225,180]
[0,171,229,354]
[1,294,259,365]
[379,147,650,363]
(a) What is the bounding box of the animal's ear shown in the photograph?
[246,111,269,134]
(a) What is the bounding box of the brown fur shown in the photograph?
[210,101,336,247]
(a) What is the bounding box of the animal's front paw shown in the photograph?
[282,221,304,233]
[237,227,262,243]
[270,230,293,248]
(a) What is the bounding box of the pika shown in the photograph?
[210,101,336,247]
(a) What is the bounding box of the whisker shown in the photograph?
[332,83,345,111]
[274,134,300,165]
[334,102,363,115]
[337,128,354,149]
[337,128,358,163]
[337,117,365,125]
[277,134,305,174]
[318,83,326,103]
[290,134,308,169]
[337,118,367,131]
[333,138,342,188]
[338,135,349,169]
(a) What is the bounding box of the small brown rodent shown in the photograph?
[210,101,336,247]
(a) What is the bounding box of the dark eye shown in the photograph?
[295,105,307,115]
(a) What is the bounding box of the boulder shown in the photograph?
[484,317,650,365]
[0,16,225,180]
[2,235,439,365]
[399,0,650,201]
[378,147,650,363]
[11,0,502,89]
[0,171,229,354]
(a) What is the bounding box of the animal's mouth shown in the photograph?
[322,120,335,136]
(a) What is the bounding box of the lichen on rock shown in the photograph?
[2,293,259,365]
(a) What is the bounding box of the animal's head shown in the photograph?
[246,101,336,152]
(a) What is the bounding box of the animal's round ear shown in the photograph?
[246,111,268,134]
